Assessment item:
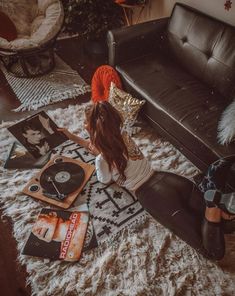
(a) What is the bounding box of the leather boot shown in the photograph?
[201,218,225,260]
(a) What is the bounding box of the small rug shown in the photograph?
[55,141,147,243]
[0,55,91,112]
[0,103,235,296]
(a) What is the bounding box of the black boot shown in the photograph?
[201,218,225,260]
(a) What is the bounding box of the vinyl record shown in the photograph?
[40,162,85,195]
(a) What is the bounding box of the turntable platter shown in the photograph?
[40,162,85,195]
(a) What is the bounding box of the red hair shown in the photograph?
[85,102,128,181]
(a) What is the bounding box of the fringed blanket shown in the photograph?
[0,55,90,112]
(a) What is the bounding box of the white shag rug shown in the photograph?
[1,55,91,112]
[0,103,235,296]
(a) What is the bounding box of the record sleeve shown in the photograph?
[8,111,68,159]
[4,142,51,169]
[22,205,97,262]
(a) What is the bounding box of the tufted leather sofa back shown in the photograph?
[167,4,235,99]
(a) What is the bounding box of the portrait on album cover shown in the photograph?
[8,111,68,159]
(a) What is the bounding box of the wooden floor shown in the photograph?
[0,37,106,296]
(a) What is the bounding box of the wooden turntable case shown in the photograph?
[23,155,95,208]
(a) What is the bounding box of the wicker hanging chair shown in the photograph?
[0,0,64,78]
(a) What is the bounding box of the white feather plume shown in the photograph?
[218,100,235,145]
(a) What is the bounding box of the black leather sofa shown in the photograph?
[107,3,235,181]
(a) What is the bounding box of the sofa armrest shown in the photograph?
[107,17,168,66]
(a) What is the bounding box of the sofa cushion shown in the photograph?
[116,52,235,158]
[167,4,235,99]
[0,11,17,41]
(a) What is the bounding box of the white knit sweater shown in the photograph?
[95,132,154,192]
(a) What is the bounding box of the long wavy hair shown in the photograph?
[85,102,128,181]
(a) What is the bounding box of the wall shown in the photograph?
[133,0,235,26]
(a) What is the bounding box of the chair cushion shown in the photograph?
[0,0,35,37]
[31,0,61,35]
[116,51,235,158]
[0,11,17,41]
[30,2,64,47]
[37,0,58,14]
[31,15,45,35]
[0,0,63,50]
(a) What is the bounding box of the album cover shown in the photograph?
[8,111,68,159]
[22,206,98,262]
[4,142,51,169]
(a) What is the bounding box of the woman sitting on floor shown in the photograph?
[60,101,235,260]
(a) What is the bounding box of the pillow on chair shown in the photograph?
[0,11,17,41]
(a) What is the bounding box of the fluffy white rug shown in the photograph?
[0,103,235,296]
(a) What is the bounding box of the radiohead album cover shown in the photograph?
[22,205,97,262]
[8,111,68,159]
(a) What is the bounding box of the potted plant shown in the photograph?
[62,0,124,55]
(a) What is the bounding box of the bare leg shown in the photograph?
[205,207,222,222]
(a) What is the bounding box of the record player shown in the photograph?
[23,155,95,208]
